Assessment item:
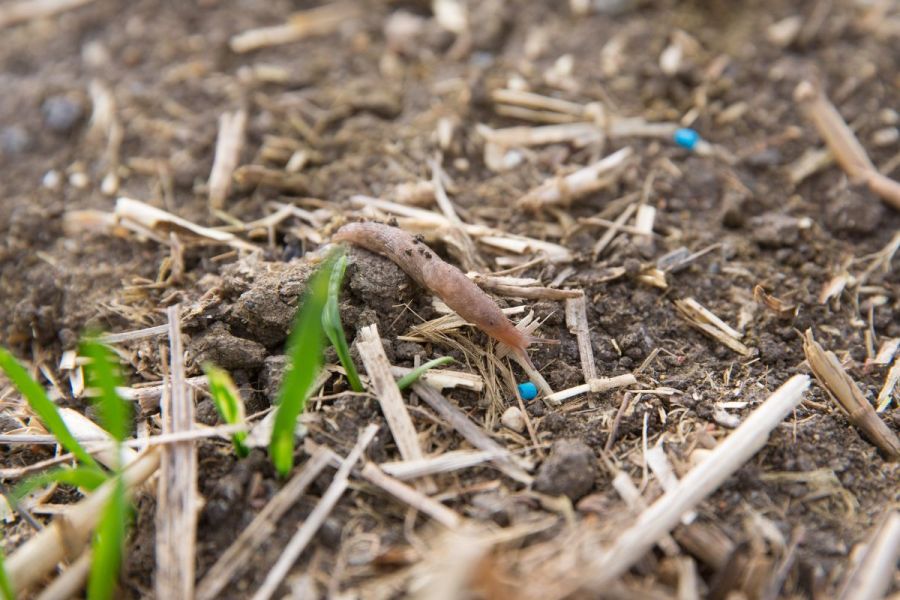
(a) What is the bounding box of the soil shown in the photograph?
[2,0,899,598]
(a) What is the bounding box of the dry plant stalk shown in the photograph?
[5,447,161,595]
[356,324,428,466]
[517,147,633,211]
[675,297,750,356]
[544,375,637,405]
[359,462,461,528]
[195,448,332,600]
[876,359,900,412]
[229,3,357,53]
[379,449,505,480]
[470,273,583,300]
[115,197,257,251]
[59,407,138,468]
[802,330,900,460]
[571,375,810,595]
[155,305,199,600]
[0,0,94,29]
[794,81,900,210]
[389,365,483,392]
[208,110,247,210]
[252,424,378,600]
[836,511,900,600]
[411,382,533,485]
[565,295,598,381]
[34,551,92,600]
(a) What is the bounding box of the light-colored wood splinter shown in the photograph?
[802,330,900,460]
[0,0,95,29]
[544,375,637,405]
[675,297,750,356]
[577,375,810,593]
[208,110,247,210]
[195,448,332,600]
[565,295,598,382]
[5,448,161,596]
[794,81,900,211]
[356,324,428,466]
[517,147,633,211]
[155,305,199,600]
[251,425,378,600]
[229,3,357,53]
[412,383,533,485]
[836,511,900,600]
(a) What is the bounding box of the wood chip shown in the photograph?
[229,3,357,53]
[0,0,95,29]
[208,110,247,210]
[803,330,900,460]
[155,305,199,600]
[675,297,750,356]
[565,295,598,382]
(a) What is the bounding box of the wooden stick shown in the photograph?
[251,425,378,600]
[356,324,427,466]
[0,0,94,29]
[544,375,636,404]
[803,330,900,460]
[195,448,332,600]
[6,448,161,595]
[155,305,199,600]
[518,147,633,211]
[208,110,247,210]
[33,551,91,600]
[565,296,598,382]
[837,511,900,600]
[581,375,809,590]
[359,462,461,528]
[412,383,533,485]
[229,3,357,53]
[379,449,506,480]
[471,274,583,300]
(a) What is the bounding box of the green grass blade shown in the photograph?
[322,251,364,392]
[87,476,128,600]
[396,357,455,390]
[203,364,249,457]
[80,339,131,444]
[269,251,336,476]
[11,465,108,505]
[0,348,100,471]
[0,548,14,600]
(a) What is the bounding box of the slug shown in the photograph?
[333,221,548,368]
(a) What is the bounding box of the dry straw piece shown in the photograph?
[802,330,900,460]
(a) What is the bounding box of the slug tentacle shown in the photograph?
[333,221,544,364]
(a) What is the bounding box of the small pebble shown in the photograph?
[42,95,84,133]
[872,127,898,147]
[517,381,538,400]
[673,128,700,150]
[501,406,525,433]
[1,125,31,155]
[42,170,61,190]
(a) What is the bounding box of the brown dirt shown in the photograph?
[1,0,899,598]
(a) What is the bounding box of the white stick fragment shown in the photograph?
[610,471,680,556]
[876,360,900,413]
[517,147,633,211]
[389,365,483,392]
[565,295,598,382]
[156,305,199,600]
[6,448,161,595]
[675,297,750,356]
[59,408,137,469]
[252,425,378,600]
[379,449,506,480]
[195,448,332,600]
[356,324,427,465]
[0,0,94,29]
[645,445,696,524]
[208,110,247,210]
[544,374,637,405]
[98,324,169,344]
[116,197,258,251]
[359,462,461,528]
[412,383,533,485]
[582,375,809,590]
[229,3,357,53]
[836,511,900,600]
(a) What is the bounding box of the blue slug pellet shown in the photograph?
[517,381,538,400]
[674,128,700,150]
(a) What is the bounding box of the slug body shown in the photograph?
[333,222,535,363]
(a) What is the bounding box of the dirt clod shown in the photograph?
[534,439,597,501]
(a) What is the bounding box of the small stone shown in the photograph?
[42,95,84,133]
[501,406,525,432]
[42,170,61,190]
[1,125,31,155]
[872,127,898,147]
[534,439,596,500]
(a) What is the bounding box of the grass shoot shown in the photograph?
[396,356,455,390]
[322,250,364,392]
[203,364,249,457]
[269,250,337,476]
